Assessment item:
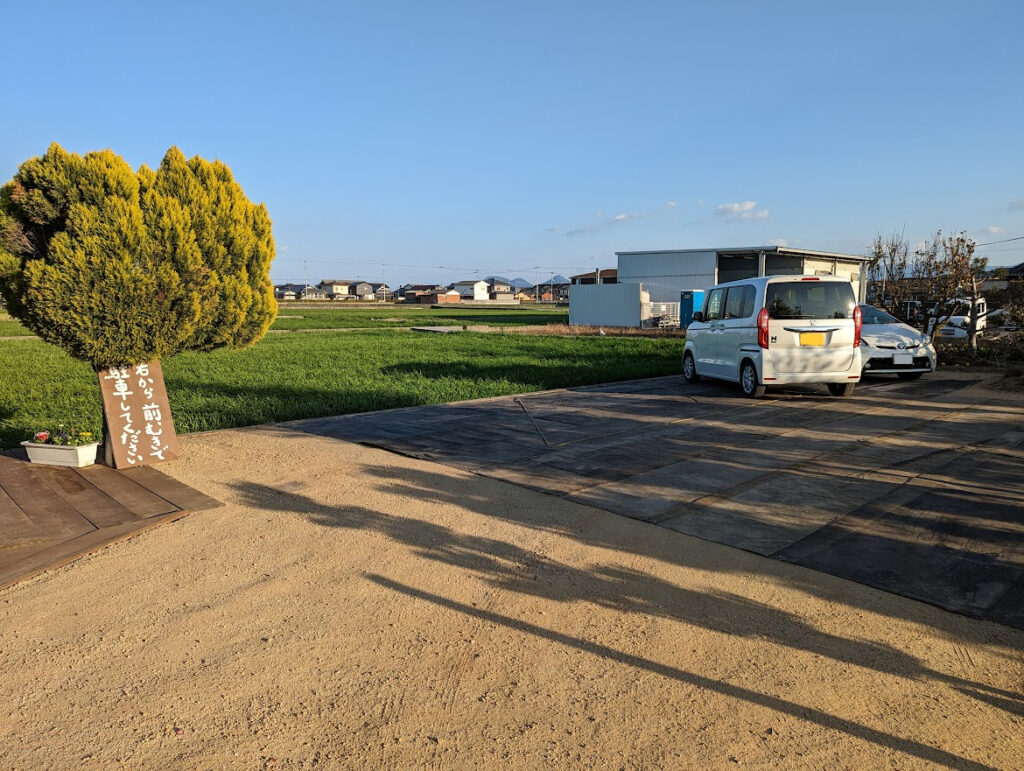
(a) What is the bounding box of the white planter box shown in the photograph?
[21,441,99,468]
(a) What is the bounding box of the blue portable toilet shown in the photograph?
[679,290,705,328]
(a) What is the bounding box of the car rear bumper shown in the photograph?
[760,349,862,384]
[761,370,862,384]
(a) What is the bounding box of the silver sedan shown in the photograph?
[858,304,937,380]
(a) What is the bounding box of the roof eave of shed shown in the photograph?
[616,246,872,262]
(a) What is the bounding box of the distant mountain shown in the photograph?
[484,275,533,289]
[486,275,567,288]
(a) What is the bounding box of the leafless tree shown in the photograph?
[867,229,913,320]
[915,231,989,356]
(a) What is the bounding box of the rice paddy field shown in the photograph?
[1,307,568,337]
[0,307,683,449]
[271,305,568,329]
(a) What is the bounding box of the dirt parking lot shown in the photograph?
[289,371,1024,630]
[1,372,1022,769]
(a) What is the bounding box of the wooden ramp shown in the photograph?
[0,453,221,590]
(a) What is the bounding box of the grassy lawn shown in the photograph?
[0,330,682,449]
[271,305,567,330]
[0,314,33,336]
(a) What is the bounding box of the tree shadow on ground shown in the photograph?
[366,574,997,771]
[229,477,1018,770]
[230,478,1023,704]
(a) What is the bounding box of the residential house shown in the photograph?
[401,284,443,302]
[452,280,490,301]
[571,269,618,285]
[275,283,326,300]
[275,284,299,301]
[487,277,513,294]
[349,282,374,300]
[370,283,393,301]
[419,290,461,304]
[530,282,570,302]
[486,277,515,301]
[318,279,356,299]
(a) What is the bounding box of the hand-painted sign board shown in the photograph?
[97,360,180,468]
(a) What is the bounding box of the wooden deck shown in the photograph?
[0,452,221,590]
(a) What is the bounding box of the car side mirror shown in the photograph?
[691,311,704,323]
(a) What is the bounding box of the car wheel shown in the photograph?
[740,361,765,398]
[827,382,856,396]
[897,372,924,380]
[682,352,700,383]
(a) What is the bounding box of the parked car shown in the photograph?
[683,275,862,398]
[858,304,936,379]
[926,297,988,339]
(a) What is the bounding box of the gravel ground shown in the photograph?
[1,426,1021,769]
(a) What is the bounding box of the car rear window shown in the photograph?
[860,305,900,325]
[765,281,856,320]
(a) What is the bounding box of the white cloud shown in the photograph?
[716,201,757,215]
[544,225,560,233]
[1009,199,1024,211]
[715,200,770,221]
[664,201,677,209]
[983,225,1006,235]
[767,238,788,247]
[697,199,705,206]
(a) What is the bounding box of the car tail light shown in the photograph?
[757,307,769,348]
[800,277,820,281]
[853,305,862,347]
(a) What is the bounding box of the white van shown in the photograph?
[683,275,862,398]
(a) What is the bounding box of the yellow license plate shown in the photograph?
[799,332,825,346]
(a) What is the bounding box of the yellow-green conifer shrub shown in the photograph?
[0,143,277,367]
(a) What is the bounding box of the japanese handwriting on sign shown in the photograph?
[99,360,178,468]
[135,363,155,399]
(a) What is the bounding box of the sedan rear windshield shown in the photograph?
[860,305,900,325]
[765,281,856,320]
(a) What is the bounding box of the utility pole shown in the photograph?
[534,267,540,303]
[439,265,444,289]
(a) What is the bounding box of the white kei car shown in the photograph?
[683,275,862,398]
[858,304,936,380]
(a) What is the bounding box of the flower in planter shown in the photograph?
[30,427,101,447]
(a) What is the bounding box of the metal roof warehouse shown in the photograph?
[615,246,872,303]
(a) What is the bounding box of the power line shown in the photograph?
[976,235,1024,246]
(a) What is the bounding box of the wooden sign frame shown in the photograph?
[97,360,181,468]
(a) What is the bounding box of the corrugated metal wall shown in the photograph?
[569,283,649,327]
[617,251,717,303]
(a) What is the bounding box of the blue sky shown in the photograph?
[2,1,1022,284]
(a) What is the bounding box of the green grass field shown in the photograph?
[270,305,567,329]
[0,329,682,449]
[2,306,567,336]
